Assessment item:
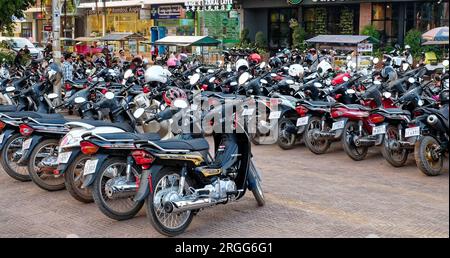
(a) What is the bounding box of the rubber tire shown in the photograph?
[414,136,443,176]
[277,118,297,150]
[381,125,408,167]
[0,133,30,182]
[92,157,144,221]
[146,167,194,237]
[64,154,94,203]
[250,172,265,207]
[303,116,331,155]
[28,139,65,191]
[342,121,369,161]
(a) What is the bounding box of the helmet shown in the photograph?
[248,53,262,65]
[162,87,187,107]
[288,64,304,78]
[405,45,411,50]
[179,53,188,62]
[235,59,249,72]
[269,56,282,68]
[144,65,168,84]
[167,57,177,67]
[440,89,449,104]
[317,60,333,78]
[381,66,397,82]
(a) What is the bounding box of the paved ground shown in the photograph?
[0,141,448,238]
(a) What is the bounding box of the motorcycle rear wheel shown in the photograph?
[28,139,65,191]
[414,136,443,176]
[0,133,30,181]
[381,125,408,167]
[146,167,194,237]
[304,116,331,154]
[342,121,368,161]
[64,154,94,203]
[277,118,297,150]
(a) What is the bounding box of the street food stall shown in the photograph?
[306,35,379,69]
[153,36,222,64]
[98,33,148,56]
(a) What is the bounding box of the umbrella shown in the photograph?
[422,26,449,42]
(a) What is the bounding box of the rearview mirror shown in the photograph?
[190,73,200,86]
[418,99,424,106]
[124,69,133,79]
[230,82,238,86]
[443,60,449,67]
[105,92,115,100]
[259,62,266,69]
[74,97,86,104]
[408,77,416,84]
[260,79,268,84]
[383,92,392,99]
[133,108,145,119]
[5,86,15,92]
[374,80,382,85]
[343,76,349,82]
[48,93,58,100]
[209,77,216,83]
[286,79,294,85]
[373,57,379,64]
[208,69,214,74]
[238,72,251,85]
[314,82,323,88]
[173,99,188,109]
[271,73,277,77]
[346,89,356,94]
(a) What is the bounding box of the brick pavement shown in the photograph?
[0,143,448,238]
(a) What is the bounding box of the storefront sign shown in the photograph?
[357,43,373,52]
[151,4,184,19]
[140,9,152,20]
[87,7,140,16]
[44,25,53,32]
[185,0,234,12]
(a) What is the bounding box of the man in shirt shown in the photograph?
[62,53,74,83]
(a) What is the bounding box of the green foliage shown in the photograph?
[289,19,306,50]
[255,31,266,49]
[404,29,422,57]
[240,28,250,45]
[0,0,36,33]
[361,24,381,42]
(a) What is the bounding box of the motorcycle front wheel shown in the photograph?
[342,121,369,161]
[414,136,444,176]
[146,167,194,237]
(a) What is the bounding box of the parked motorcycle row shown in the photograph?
[0,46,448,236]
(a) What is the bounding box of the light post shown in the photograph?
[52,0,62,102]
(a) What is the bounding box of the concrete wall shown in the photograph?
[244,8,268,42]
[359,3,372,33]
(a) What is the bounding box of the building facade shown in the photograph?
[240,0,449,51]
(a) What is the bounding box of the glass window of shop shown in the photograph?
[21,22,33,39]
[155,19,195,36]
[87,12,151,37]
[372,3,399,44]
[269,9,298,50]
[303,5,359,37]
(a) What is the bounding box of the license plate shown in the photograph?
[269,111,281,120]
[22,138,32,150]
[405,127,420,138]
[372,125,386,135]
[57,152,72,164]
[83,159,99,176]
[296,116,309,126]
[0,133,4,144]
[190,104,198,111]
[242,108,255,116]
[331,120,345,131]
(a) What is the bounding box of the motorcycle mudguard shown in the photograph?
[56,149,81,175]
[17,135,43,165]
[134,165,163,202]
[0,129,15,150]
[333,118,349,139]
[81,154,110,188]
[375,134,385,146]
[247,160,262,191]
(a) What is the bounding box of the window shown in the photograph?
[21,22,33,39]
[268,8,298,50]
[303,5,359,37]
[371,3,398,44]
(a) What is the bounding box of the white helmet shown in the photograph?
[144,65,168,84]
[405,45,411,50]
[288,64,304,78]
[317,60,333,78]
[235,59,249,72]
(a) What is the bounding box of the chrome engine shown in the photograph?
[163,178,238,214]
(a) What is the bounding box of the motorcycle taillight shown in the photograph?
[295,106,309,116]
[80,141,99,155]
[131,150,154,169]
[0,121,6,132]
[65,83,72,91]
[19,124,34,137]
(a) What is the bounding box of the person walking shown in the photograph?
[62,53,74,83]
[118,49,127,67]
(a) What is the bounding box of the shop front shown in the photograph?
[241,0,449,49]
[151,4,196,36]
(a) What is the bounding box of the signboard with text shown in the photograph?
[357,43,373,52]
[151,4,185,19]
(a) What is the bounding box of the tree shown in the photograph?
[0,0,35,33]
[289,19,306,50]
[255,31,266,49]
[404,29,422,58]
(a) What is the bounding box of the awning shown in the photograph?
[154,36,221,47]
[25,7,43,13]
[99,33,147,42]
[306,35,379,45]
[74,37,101,42]
[422,40,449,46]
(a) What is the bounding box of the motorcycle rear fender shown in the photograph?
[17,135,43,165]
[0,129,15,150]
[56,148,81,175]
[81,153,110,188]
[333,118,349,139]
[134,165,163,202]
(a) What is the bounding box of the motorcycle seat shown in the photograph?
[0,105,19,112]
[0,112,64,119]
[94,132,161,142]
[81,120,135,132]
[302,100,333,108]
[377,108,411,116]
[153,138,210,152]
[344,104,372,111]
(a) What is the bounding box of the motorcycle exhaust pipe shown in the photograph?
[427,115,438,125]
[313,131,336,140]
[164,197,227,214]
[105,177,138,199]
[355,138,376,147]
